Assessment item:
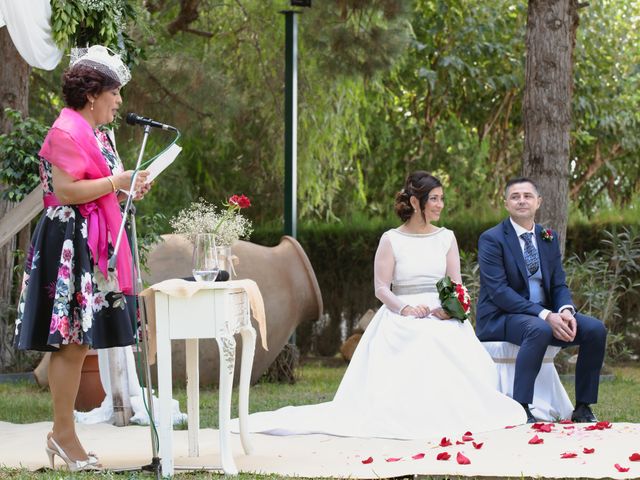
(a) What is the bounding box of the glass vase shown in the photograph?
[192,233,220,281]
[216,245,234,279]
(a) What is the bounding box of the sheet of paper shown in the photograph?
[146,143,181,183]
[121,143,181,195]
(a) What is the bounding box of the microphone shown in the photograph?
[216,270,230,282]
[126,112,177,132]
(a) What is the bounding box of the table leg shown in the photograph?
[185,338,199,457]
[216,335,238,475]
[238,325,256,455]
[156,296,174,477]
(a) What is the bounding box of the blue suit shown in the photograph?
[476,218,607,405]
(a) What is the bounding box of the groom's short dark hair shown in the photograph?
[505,177,540,197]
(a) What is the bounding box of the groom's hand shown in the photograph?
[547,312,576,342]
[560,309,577,339]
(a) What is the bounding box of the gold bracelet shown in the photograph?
[106,176,117,192]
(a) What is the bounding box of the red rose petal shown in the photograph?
[615,464,630,473]
[437,452,451,461]
[564,426,576,430]
[505,425,516,429]
[561,452,578,459]
[462,435,474,442]
[361,457,373,464]
[584,421,612,431]
[472,442,484,450]
[528,435,544,445]
[630,453,640,461]
[464,431,473,436]
[559,419,574,424]
[456,441,465,445]
[532,423,553,433]
[412,453,425,460]
[583,448,595,454]
[386,457,402,463]
[440,437,452,447]
[456,452,471,465]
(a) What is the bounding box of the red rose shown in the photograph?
[229,194,251,209]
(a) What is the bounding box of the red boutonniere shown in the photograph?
[541,228,554,242]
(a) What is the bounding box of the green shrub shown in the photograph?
[565,227,640,361]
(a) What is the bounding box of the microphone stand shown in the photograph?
[108,124,162,479]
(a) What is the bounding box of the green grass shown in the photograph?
[0,359,347,429]
[1,359,639,479]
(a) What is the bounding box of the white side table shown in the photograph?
[154,282,257,476]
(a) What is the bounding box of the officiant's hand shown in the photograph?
[547,312,576,342]
[134,180,152,200]
[112,169,149,191]
[401,304,430,317]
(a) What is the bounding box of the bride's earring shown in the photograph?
[90,100,94,111]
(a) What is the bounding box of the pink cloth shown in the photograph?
[39,107,133,294]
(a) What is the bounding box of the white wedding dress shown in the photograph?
[240,228,527,439]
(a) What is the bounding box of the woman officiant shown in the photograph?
[14,45,150,471]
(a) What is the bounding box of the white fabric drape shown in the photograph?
[0,0,63,70]
[74,347,188,426]
[482,341,574,421]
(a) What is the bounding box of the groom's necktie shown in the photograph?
[521,232,539,276]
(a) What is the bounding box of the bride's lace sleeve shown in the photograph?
[374,233,407,314]
[446,231,463,284]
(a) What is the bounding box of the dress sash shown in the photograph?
[391,284,438,295]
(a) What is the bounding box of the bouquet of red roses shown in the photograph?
[436,276,471,321]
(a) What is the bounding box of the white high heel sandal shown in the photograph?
[45,436,101,471]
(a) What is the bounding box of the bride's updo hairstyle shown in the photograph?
[394,170,442,222]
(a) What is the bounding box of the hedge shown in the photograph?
[251,218,637,356]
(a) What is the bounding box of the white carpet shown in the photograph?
[1,420,639,478]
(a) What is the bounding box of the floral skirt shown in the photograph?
[14,206,137,352]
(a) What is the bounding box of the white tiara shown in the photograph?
[69,45,131,86]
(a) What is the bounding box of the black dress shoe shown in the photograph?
[571,403,598,423]
[522,404,536,424]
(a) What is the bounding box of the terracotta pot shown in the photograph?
[143,234,323,385]
[74,350,106,412]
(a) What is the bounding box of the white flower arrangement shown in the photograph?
[170,196,253,247]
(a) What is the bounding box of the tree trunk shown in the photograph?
[522,0,579,255]
[0,28,31,369]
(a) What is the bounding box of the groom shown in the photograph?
[476,177,607,423]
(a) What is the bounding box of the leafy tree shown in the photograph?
[522,0,580,252]
[570,0,640,212]
[354,0,527,218]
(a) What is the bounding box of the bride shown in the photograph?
[241,171,526,439]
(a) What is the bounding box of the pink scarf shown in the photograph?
[40,107,133,295]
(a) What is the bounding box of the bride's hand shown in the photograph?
[431,307,451,320]
[401,304,431,317]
